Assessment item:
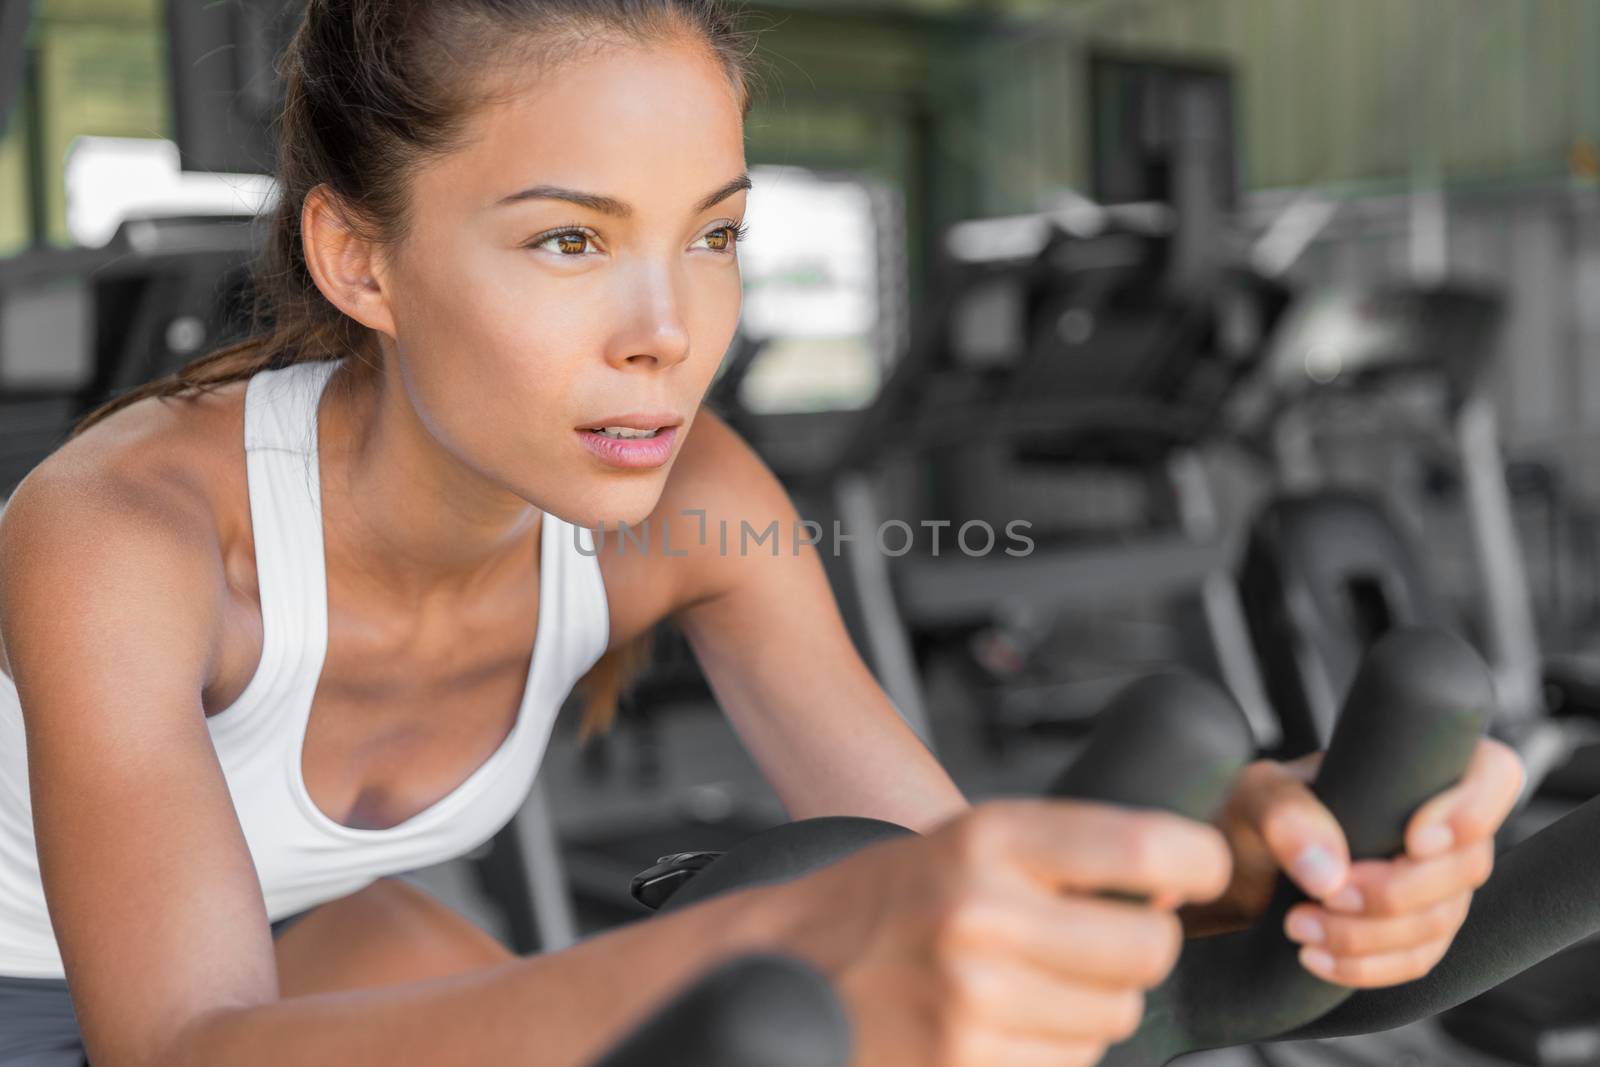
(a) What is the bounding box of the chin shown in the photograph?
[558,481,670,533]
[599,497,668,531]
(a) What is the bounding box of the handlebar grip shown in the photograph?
[1279,792,1600,1041]
[585,954,851,1067]
[659,816,914,914]
[1112,628,1494,1066]
[1049,672,1255,822]
[1309,627,1492,860]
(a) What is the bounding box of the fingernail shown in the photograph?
[1327,886,1364,913]
[1286,913,1325,945]
[1301,947,1335,976]
[1292,844,1343,896]
[1412,824,1455,858]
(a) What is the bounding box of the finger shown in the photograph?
[1297,936,1453,988]
[1285,892,1471,957]
[942,956,1146,1044]
[1230,761,1351,900]
[1332,840,1495,916]
[977,799,1231,904]
[1277,751,1325,785]
[1405,738,1526,859]
[946,886,1185,990]
[1148,890,1182,912]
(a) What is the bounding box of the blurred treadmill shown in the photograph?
[804,51,1288,749]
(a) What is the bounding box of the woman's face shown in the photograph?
[379,38,748,528]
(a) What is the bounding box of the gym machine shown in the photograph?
[1224,281,1600,1066]
[619,627,1600,1066]
[724,52,1293,756]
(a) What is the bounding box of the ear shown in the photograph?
[300,184,396,340]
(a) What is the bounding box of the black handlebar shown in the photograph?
[602,625,1600,1067]
[1050,670,1255,821]
[659,816,914,915]
[1072,627,1492,1065]
[1278,789,1600,1042]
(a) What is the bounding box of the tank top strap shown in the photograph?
[542,517,612,680]
[243,359,340,456]
[217,361,340,731]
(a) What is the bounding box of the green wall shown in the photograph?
[956,0,1600,213]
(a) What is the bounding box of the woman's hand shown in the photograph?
[776,799,1231,1067]
[1181,738,1526,988]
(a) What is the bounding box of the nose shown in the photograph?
[607,263,692,371]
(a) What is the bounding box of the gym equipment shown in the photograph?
[795,205,1291,751]
[623,626,1600,1065]
[621,666,1251,1067]
[1228,283,1600,1065]
[1435,944,1600,1067]
[1046,669,1253,815]
[0,214,258,491]
[1227,279,1600,802]
[1238,489,1450,758]
[1094,626,1488,1065]
[656,816,913,916]
[165,0,302,176]
[616,668,1253,1067]
[649,670,1255,917]
[709,51,1299,756]
[1234,283,1539,753]
[1088,49,1238,293]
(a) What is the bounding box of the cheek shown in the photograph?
[415,333,579,457]
[685,271,743,383]
[395,243,585,401]
[392,284,586,476]
[395,216,577,355]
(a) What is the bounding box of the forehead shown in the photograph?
[426,39,747,212]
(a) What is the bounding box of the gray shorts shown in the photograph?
[0,911,309,1067]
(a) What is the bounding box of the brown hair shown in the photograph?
[73,0,761,738]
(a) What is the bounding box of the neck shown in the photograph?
[315,357,543,611]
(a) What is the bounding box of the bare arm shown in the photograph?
[169,887,796,1067]
[648,412,968,832]
[0,468,802,1067]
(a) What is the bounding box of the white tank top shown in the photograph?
[0,359,611,978]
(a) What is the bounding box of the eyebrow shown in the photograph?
[497,174,752,217]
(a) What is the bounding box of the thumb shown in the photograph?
[1234,760,1353,904]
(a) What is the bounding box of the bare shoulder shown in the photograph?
[0,386,245,681]
[3,380,247,548]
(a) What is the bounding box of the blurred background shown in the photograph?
[5,2,1600,1064]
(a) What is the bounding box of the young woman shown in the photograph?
[0,1,1524,1065]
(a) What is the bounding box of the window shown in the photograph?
[19,0,169,248]
[733,165,908,413]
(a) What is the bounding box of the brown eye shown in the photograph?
[699,223,748,254]
[530,228,598,256]
[554,232,588,254]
